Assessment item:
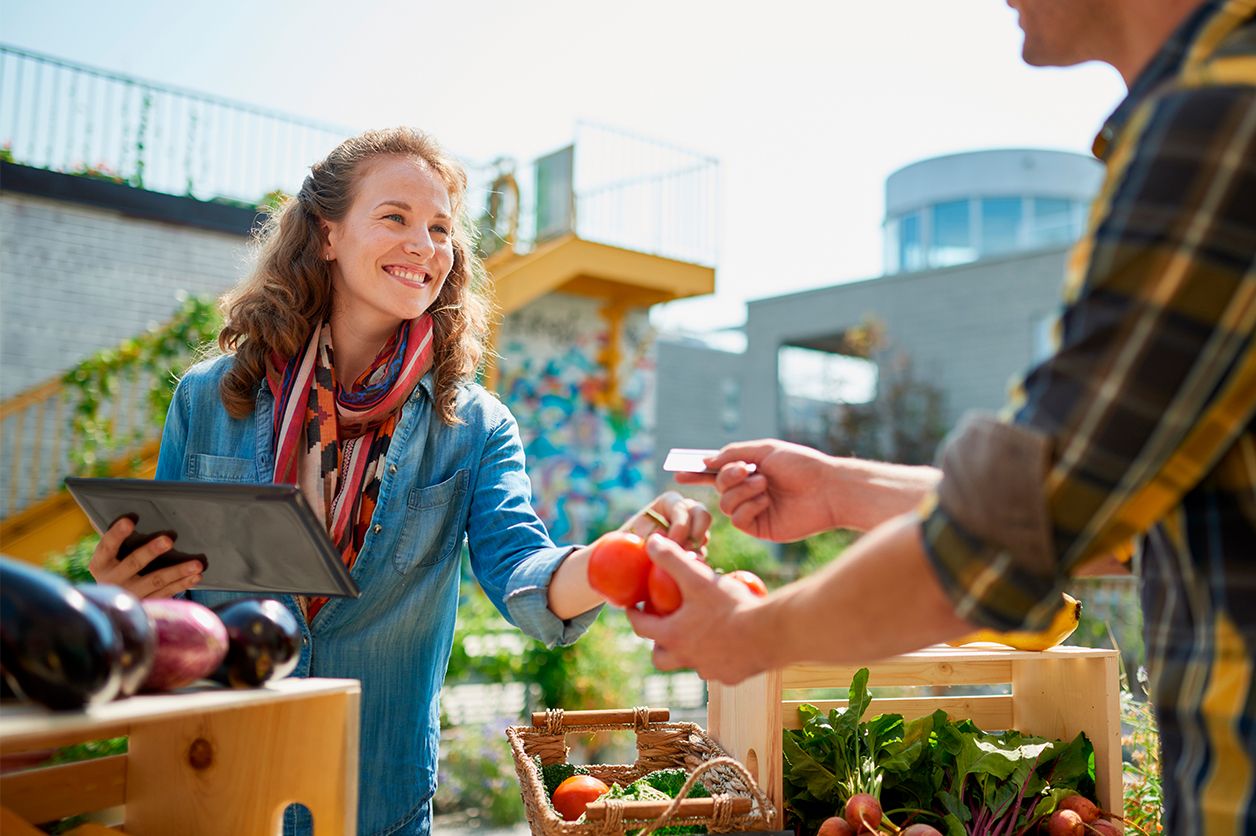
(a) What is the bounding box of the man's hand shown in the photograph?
[88,517,203,599]
[676,439,941,537]
[675,440,843,541]
[626,516,977,685]
[624,534,774,685]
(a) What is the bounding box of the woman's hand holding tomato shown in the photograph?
[588,522,768,619]
[585,491,713,611]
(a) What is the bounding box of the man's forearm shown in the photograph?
[833,460,942,531]
[748,513,974,669]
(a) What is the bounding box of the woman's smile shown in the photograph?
[383,264,433,287]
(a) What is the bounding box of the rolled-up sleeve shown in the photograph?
[920,83,1256,631]
[466,406,602,648]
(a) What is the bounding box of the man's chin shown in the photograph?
[1021,43,1087,68]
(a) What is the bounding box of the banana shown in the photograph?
[946,593,1082,651]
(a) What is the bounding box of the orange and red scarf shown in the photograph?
[267,315,434,620]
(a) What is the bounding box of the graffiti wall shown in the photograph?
[495,292,657,544]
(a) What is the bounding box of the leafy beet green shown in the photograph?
[780,668,1098,836]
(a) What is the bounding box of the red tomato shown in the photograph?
[646,562,683,615]
[587,532,650,607]
[726,569,768,597]
[552,774,610,821]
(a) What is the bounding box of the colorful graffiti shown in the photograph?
[495,293,656,543]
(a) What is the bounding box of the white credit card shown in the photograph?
[662,448,756,475]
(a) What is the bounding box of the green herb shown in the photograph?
[532,756,589,798]
[636,768,710,799]
[603,777,707,834]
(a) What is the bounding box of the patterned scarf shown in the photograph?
[267,315,435,621]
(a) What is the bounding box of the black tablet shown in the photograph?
[64,477,360,598]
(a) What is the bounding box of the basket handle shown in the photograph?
[582,797,752,821]
[530,707,669,730]
[584,755,774,835]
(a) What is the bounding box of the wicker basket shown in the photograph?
[507,706,775,835]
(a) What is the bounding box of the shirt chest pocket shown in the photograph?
[392,469,469,575]
[188,453,256,483]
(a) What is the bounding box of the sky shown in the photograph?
[3,0,1128,333]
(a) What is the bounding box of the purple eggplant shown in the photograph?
[210,598,301,688]
[77,584,157,698]
[140,599,228,692]
[0,556,123,710]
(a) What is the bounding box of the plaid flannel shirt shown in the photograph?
[918,2,1256,832]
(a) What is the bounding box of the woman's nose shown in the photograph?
[405,232,435,257]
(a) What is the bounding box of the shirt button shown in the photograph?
[388,464,397,474]
[373,524,382,534]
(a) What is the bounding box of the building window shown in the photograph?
[979,197,1023,256]
[929,199,975,267]
[1031,197,1076,245]
[899,212,923,273]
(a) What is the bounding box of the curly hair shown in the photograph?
[218,127,492,426]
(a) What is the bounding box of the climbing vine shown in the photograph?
[61,295,222,474]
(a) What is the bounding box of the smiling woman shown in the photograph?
[84,127,715,836]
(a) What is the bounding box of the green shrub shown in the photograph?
[434,718,526,827]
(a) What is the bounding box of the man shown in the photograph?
[626,1,1256,832]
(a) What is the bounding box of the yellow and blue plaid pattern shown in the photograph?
[920,2,1256,832]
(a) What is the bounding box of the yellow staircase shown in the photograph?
[0,239,713,565]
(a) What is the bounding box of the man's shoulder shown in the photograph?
[1210,9,1256,65]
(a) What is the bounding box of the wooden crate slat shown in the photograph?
[783,659,1013,690]
[782,695,1014,730]
[0,754,126,824]
[0,726,128,758]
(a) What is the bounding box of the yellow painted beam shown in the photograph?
[489,235,714,316]
[0,446,158,565]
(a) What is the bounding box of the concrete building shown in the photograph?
[655,148,1104,489]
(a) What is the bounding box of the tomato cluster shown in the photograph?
[585,531,768,614]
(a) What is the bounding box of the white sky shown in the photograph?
[4,0,1127,332]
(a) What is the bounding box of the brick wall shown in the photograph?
[0,192,251,399]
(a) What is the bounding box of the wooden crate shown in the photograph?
[0,678,360,835]
[707,645,1122,830]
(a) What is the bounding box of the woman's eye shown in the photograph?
[431,225,450,236]
[384,213,405,223]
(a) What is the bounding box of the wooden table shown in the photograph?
[0,677,360,835]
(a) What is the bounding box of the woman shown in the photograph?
[87,127,710,836]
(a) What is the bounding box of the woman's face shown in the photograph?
[323,155,455,337]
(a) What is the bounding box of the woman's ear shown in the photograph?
[319,220,335,261]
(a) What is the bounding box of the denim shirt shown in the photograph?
[155,354,600,836]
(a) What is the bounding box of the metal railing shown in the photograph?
[1,44,720,266]
[0,43,350,206]
[0,366,165,519]
[467,122,720,268]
